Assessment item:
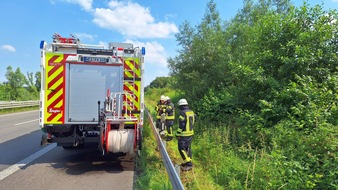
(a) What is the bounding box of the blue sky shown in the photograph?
[0,0,337,86]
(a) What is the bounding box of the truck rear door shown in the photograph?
[65,63,123,123]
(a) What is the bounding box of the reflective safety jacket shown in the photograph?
[155,100,167,119]
[165,100,175,120]
[176,106,196,137]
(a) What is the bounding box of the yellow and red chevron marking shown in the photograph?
[124,58,140,79]
[123,58,141,112]
[123,81,141,111]
[123,58,141,123]
[44,53,69,124]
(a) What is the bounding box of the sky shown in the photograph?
[0,0,338,86]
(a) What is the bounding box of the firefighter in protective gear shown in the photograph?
[155,95,167,130]
[176,98,196,171]
[164,96,175,141]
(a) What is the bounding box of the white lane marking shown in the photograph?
[0,143,57,181]
[14,119,39,126]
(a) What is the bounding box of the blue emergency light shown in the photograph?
[141,47,145,55]
[40,40,45,49]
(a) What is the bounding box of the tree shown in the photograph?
[168,0,227,104]
[148,76,172,89]
[0,82,11,100]
[26,72,38,93]
[35,71,41,92]
[5,66,27,100]
[168,1,338,188]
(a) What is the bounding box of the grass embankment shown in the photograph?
[0,106,39,115]
[135,88,223,190]
[136,88,288,190]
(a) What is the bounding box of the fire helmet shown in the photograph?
[178,99,188,106]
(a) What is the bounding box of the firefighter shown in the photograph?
[155,95,166,131]
[164,96,175,141]
[176,98,196,171]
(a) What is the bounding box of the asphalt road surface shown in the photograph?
[0,110,135,190]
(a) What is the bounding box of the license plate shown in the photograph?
[83,56,107,62]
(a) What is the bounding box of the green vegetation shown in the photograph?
[144,76,174,93]
[135,107,172,190]
[138,0,338,189]
[2,0,337,189]
[0,66,40,101]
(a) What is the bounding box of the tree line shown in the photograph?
[146,0,338,188]
[0,66,40,101]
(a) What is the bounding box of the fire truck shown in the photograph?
[39,33,144,155]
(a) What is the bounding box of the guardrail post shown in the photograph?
[175,164,181,177]
[162,139,166,149]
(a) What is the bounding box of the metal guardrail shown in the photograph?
[146,110,185,190]
[0,101,39,110]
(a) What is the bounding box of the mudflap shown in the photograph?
[99,125,106,155]
[40,133,50,146]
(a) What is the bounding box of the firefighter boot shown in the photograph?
[181,162,193,171]
[160,130,167,139]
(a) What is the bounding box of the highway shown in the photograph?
[0,110,135,190]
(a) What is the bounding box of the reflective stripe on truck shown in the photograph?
[44,53,68,124]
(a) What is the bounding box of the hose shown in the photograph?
[107,129,135,154]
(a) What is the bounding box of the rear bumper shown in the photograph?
[42,124,100,146]
[49,136,99,146]
[43,124,99,133]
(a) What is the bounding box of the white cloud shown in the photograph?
[1,45,16,52]
[124,39,169,85]
[74,0,92,11]
[51,0,93,11]
[125,40,167,66]
[98,41,109,49]
[75,32,96,41]
[164,13,177,21]
[93,1,178,39]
